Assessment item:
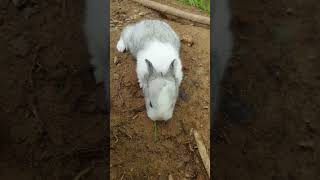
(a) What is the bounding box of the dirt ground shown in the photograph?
[110,0,210,179]
[213,0,320,179]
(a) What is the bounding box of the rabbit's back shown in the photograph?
[123,20,181,57]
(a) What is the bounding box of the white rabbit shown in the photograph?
[117,20,183,121]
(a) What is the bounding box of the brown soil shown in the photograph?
[214,0,320,179]
[110,0,210,179]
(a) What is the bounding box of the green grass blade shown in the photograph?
[178,0,210,14]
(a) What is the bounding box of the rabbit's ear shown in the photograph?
[145,59,156,77]
[166,59,176,77]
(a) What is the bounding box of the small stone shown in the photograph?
[124,80,132,87]
[181,34,194,47]
[168,174,174,180]
[113,56,120,65]
[192,80,200,88]
[113,73,120,80]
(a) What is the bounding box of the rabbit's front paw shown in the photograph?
[138,79,145,89]
[116,38,126,52]
[138,81,142,88]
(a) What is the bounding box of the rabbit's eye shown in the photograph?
[149,101,153,108]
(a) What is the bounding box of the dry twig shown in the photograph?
[130,0,210,25]
[193,130,210,178]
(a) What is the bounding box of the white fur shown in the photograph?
[116,38,126,52]
[145,78,177,121]
[138,41,182,121]
[117,20,183,121]
[136,41,183,89]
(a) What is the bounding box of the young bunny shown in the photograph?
[117,20,183,121]
[83,0,108,84]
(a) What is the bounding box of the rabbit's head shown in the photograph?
[143,59,179,121]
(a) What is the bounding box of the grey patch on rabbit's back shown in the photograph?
[120,19,181,58]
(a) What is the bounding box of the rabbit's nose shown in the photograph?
[161,113,172,121]
[148,114,161,121]
[147,111,172,121]
[149,115,168,121]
